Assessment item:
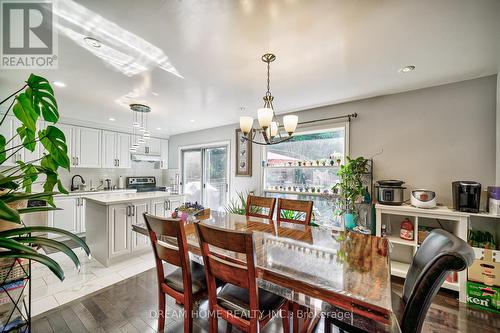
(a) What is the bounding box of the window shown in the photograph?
[262,124,348,227]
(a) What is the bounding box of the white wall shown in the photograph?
[497,74,500,185]
[169,75,497,206]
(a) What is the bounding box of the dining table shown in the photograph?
[132,211,401,333]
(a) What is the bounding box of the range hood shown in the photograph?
[131,153,161,162]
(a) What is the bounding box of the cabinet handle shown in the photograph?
[126,205,130,216]
[76,157,79,165]
[117,159,120,167]
[132,205,135,216]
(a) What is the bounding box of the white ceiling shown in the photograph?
[1,0,499,137]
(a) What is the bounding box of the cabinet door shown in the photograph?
[0,117,16,166]
[109,204,131,257]
[75,127,101,168]
[152,200,167,218]
[116,133,131,168]
[57,123,74,166]
[166,197,182,218]
[48,196,79,238]
[101,130,117,168]
[145,138,161,155]
[132,201,150,251]
[160,139,168,169]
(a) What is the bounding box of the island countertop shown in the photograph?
[83,191,183,205]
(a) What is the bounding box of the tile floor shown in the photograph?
[31,248,156,317]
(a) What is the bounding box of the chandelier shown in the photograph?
[129,103,151,152]
[239,53,298,145]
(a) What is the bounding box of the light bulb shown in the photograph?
[257,108,273,129]
[239,116,253,135]
[283,115,298,134]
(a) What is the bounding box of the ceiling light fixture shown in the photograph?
[239,53,298,146]
[108,117,115,121]
[84,36,102,48]
[129,103,151,151]
[152,92,159,96]
[189,119,195,123]
[399,65,415,73]
[52,81,66,87]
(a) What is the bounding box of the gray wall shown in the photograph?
[169,75,498,206]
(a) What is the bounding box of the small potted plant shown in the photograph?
[332,156,369,230]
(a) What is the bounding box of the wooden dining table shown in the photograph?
[132,211,401,333]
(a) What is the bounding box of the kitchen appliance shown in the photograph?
[126,176,167,192]
[452,181,481,213]
[375,180,406,205]
[131,153,161,162]
[410,189,437,209]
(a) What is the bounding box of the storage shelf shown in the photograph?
[390,260,410,278]
[263,189,338,197]
[387,235,416,247]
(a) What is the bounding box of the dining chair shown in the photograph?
[194,222,290,333]
[277,198,313,225]
[143,213,208,333]
[246,195,276,219]
[324,229,474,333]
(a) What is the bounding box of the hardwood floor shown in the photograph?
[32,270,500,333]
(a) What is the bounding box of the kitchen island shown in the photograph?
[84,192,184,267]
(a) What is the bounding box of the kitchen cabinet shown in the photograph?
[102,130,131,168]
[152,199,168,218]
[131,201,150,251]
[48,196,80,238]
[108,203,131,258]
[0,116,43,165]
[145,137,161,155]
[160,139,168,169]
[73,127,101,168]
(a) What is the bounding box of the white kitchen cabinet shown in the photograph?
[57,123,74,162]
[151,199,167,218]
[48,196,80,238]
[108,203,132,258]
[160,139,168,169]
[102,131,131,169]
[74,127,101,168]
[167,196,183,216]
[131,201,150,251]
[145,137,161,155]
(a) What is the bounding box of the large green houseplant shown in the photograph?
[0,74,89,281]
[333,156,369,229]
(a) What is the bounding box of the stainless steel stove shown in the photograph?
[126,177,166,192]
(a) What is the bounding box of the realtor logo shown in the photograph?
[1,0,57,69]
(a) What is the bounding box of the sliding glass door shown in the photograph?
[181,145,228,211]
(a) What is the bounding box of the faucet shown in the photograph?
[71,175,85,192]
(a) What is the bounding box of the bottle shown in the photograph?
[400,218,414,241]
[118,176,125,189]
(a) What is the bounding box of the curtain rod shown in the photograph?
[297,113,358,126]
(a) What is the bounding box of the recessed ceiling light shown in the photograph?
[399,65,415,73]
[152,92,159,96]
[52,81,66,87]
[109,117,115,121]
[189,119,195,123]
[156,127,161,130]
[84,36,102,48]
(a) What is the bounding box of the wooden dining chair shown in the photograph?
[143,213,208,333]
[277,198,313,225]
[246,195,276,219]
[324,229,474,333]
[194,222,290,333]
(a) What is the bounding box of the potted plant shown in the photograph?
[333,156,369,230]
[0,74,90,283]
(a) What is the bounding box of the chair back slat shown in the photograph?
[246,195,276,219]
[155,241,182,267]
[206,254,250,288]
[196,223,249,253]
[277,198,313,225]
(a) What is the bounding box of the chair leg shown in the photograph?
[226,322,233,333]
[209,310,218,333]
[323,316,331,333]
[158,291,166,332]
[281,302,290,333]
[184,302,193,333]
[292,302,300,333]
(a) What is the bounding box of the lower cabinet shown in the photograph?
[48,196,80,238]
[151,196,183,218]
[109,203,131,258]
[131,201,150,251]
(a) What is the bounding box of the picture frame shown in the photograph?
[235,129,252,176]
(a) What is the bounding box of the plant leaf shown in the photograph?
[39,126,70,170]
[0,226,91,257]
[0,238,37,253]
[0,200,20,223]
[16,206,62,214]
[12,236,81,270]
[0,134,6,163]
[13,93,37,133]
[27,74,59,123]
[0,251,64,281]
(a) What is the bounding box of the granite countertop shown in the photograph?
[84,191,183,205]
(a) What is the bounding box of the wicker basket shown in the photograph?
[0,258,29,285]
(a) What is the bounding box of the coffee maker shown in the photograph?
[452,181,481,213]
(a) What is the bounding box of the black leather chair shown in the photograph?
[325,229,475,333]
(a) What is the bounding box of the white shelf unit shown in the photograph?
[375,204,468,302]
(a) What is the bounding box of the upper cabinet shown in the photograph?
[0,116,43,166]
[102,130,131,169]
[144,137,161,155]
[160,139,168,169]
[58,124,101,168]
